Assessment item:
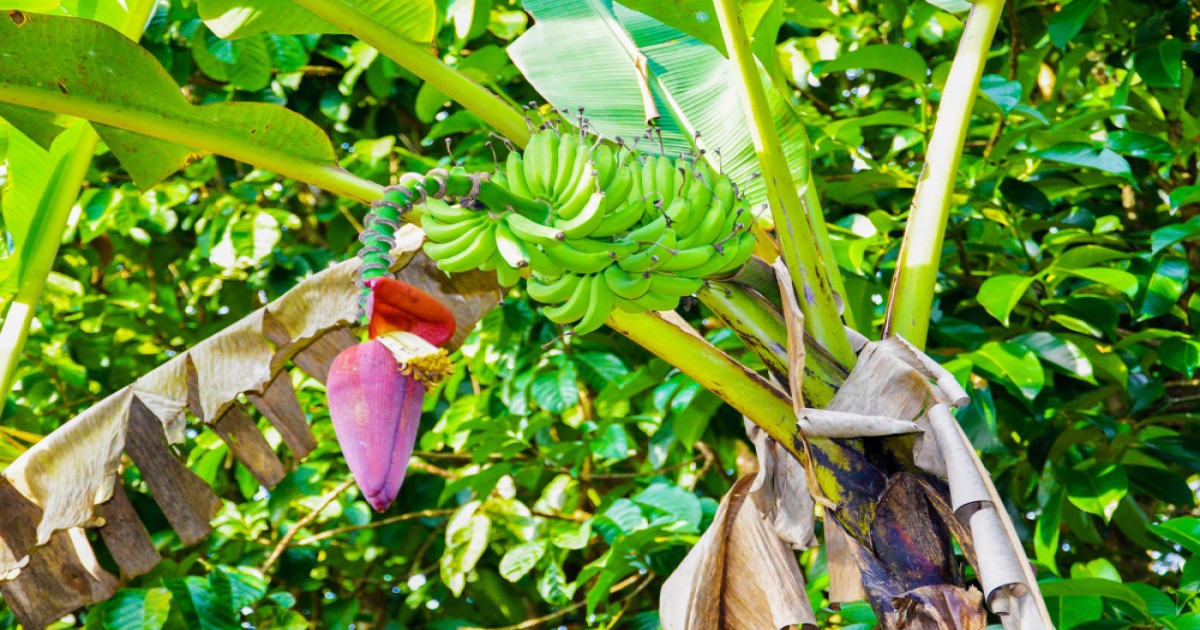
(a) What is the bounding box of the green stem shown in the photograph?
[800,175,856,330]
[883,0,1005,350]
[0,79,386,203]
[711,0,855,369]
[606,310,874,515]
[606,310,798,449]
[289,0,530,148]
[696,282,843,406]
[0,0,158,408]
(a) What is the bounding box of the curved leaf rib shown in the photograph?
[0,12,383,203]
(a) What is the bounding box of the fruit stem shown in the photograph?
[882,0,1006,350]
[711,0,856,370]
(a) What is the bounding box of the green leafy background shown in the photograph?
[0,0,1198,628]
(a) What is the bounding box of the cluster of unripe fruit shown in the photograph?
[419,123,758,334]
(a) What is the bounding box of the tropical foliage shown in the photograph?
[0,0,1197,628]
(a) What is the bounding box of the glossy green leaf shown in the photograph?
[1150,216,1200,255]
[1063,267,1140,298]
[102,588,172,630]
[632,482,701,532]
[198,0,435,42]
[1139,257,1188,320]
[1034,143,1132,181]
[162,577,239,630]
[1133,38,1184,88]
[1169,185,1200,210]
[1047,0,1100,49]
[979,74,1022,115]
[817,44,928,84]
[1155,517,1200,556]
[1061,463,1128,522]
[1015,332,1096,384]
[1036,487,1065,575]
[998,177,1052,214]
[1159,338,1200,379]
[969,341,1044,401]
[1040,578,1148,616]
[977,274,1034,325]
[499,541,547,582]
[616,0,774,55]
[1106,130,1175,162]
[441,502,492,596]
[0,14,343,192]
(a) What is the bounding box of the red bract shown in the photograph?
[326,278,456,512]
[364,277,456,346]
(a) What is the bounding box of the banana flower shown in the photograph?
[326,278,455,512]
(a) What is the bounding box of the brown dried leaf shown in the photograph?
[2,388,131,546]
[661,476,816,630]
[745,418,816,550]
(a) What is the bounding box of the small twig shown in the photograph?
[295,508,457,546]
[410,459,460,480]
[261,478,354,572]
[601,572,656,628]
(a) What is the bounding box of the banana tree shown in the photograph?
[0,0,1053,628]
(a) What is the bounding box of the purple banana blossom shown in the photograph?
[327,340,426,512]
[327,278,456,512]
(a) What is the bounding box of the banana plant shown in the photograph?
[0,0,1051,627]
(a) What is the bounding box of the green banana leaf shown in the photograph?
[616,0,773,56]
[0,14,352,196]
[197,0,436,42]
[509,0,809,216]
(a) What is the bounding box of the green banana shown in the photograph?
[656,244,713,272]
[630,289,681,312]
[554,192,607,239]
[527,272,581,304]
[505,212,565,247]
[554,160,600,221]
[603,265,652,300]
[422,214,486,243]
[505,152,533,199]
[621,214,667,246]
[593,144,618,190]
[714,173,736,211]
[602,163,635,208]
[495,254,522,287]
[525,130,555,200]
[567,237,638,258]
[663,197,697,236]
[656,156,677,207]
[426,222,497,273]
[574,273,614,334]
[525,243,565,277]
[617,230,676,273]
[553,132,581,199]
[543,274,594,324]
[542,240,615,274]
[423,198,481,224]
[649,272,704,298]
[591,194,648,238]
[495,221,531,269]
[677,203,727,249]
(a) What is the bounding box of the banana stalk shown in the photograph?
[883,0,1007,349]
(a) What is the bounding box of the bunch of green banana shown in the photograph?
[417,124,758,335]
